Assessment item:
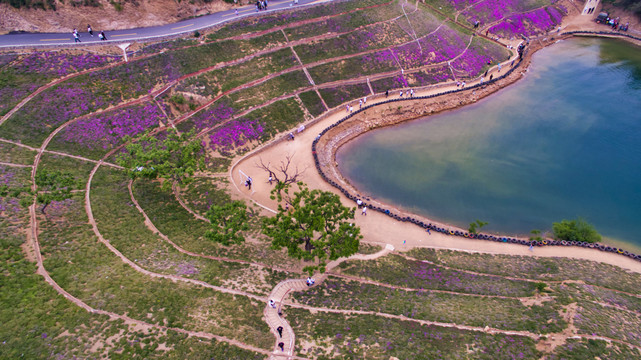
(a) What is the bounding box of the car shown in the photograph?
[595,12,609,24]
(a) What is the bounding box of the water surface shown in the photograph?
[338,38,641,246]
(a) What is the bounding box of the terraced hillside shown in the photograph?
[3,0,641,359]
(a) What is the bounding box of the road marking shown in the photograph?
[171,23,194,30]
[41,38,69,41]
[111,33,137,37]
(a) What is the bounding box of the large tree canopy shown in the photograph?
[205,201,250,246]
[262,183,361,274]
[117,129,204,189]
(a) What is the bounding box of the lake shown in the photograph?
[337,38,641,247]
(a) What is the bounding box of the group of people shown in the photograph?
[73,25,107,42]
[256,0,268,11]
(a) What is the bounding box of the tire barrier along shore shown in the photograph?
[310,45,641,264]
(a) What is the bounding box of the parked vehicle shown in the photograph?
[595,12,609,24]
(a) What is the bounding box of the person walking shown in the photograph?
[99,31,107,41]
[73,30,81,43]
[399,90,403,97]
[277,326,283,337]
[87,24,93,37]
[361,206,367,216]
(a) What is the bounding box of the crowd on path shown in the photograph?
[72,25,107,42]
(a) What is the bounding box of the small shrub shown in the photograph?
[552,218,601,243]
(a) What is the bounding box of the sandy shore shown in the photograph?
[230,13,641,274]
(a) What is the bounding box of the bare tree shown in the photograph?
[256,153,307,198]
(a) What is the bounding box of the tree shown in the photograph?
[205,201,250,245]
[35,170,76,214]
[468,219,488,234]
[552,218,602,243]
[256,154,306,198]
[116,129,205,190]
[262,183,362,275]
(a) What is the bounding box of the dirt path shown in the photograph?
[24,130,273,357]
[261,244,394,358]
[172,181,210,222]
[127,179,293,273]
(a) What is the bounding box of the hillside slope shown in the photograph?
[0,0,234,34]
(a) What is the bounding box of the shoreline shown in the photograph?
[232,27,641,273]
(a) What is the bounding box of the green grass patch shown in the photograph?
[38,191,272,348]
[298,91,327,117]
[0,141,36,165]
[336,253,539,297]
[318,83,371,109]
[288,307,541,359]
[90,168,288,295]
[548,338,641,360]
[292,277,567,333]
[406,248,641,294]
[227,70,310,113]
[208,0,394,40]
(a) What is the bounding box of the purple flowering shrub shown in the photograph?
[52,103,163,158]
[489,6,566,38]
[209,0,391,40]
[318,83,371,109]
[13,51,117,77]
[177,100,236,133]
[286,1,403,42]
[207,119,264,156]
[0,166,30,188]
[392,27,469,69]
[296,21,412,63]
[461,0,546,26]
[450,37,509,78]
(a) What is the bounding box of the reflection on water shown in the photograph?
[337,38,641,246]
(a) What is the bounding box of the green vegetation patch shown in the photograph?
[288,307,541,359]
[573,301,641,347]
[38,191,272,348]
[177,47,297,99]
[406,248,641,294]
[336,253,538,297]
[548,338,641,360]
[307,52,398,85]
[91,168,286,295]
[208,0,394,40]
[292,276,566,333]
[295,20,411,64]
[318,83,371,109]
[0,141,36,165]
[298,90,327,117]
[227,70,310,112]
[284,0,404,41]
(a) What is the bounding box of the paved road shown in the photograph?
[0,0,329,48]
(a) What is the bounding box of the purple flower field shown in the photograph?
[13,51,117,77]
[489,6,566,38]
[207,119,264,156]
[461,0,548,26]
[177,100,236,133]
[55,103,163,157]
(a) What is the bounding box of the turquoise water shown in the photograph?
[337,38,641,246]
